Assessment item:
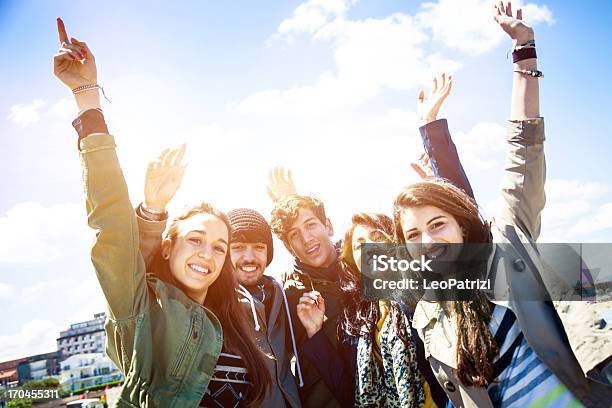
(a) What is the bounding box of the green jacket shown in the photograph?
[80,132,223,407]
[136,214,303,408]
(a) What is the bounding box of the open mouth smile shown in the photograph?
[305,244,320,256]
[188,263,211,275]
[239,264,260,274]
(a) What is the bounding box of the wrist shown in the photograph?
[512,29,534,48]
[421,115,437,126]
[514,58,538,70]
[143,201,167,214]
[74,89,101,114]
[306,325,322,338]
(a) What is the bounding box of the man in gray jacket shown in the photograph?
[227,208,303,408]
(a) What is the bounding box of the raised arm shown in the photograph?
[136,146,186,266]
[54,18,148,323]
[413,74,475,199]
[267,166,298,203]
[493,2,545,239]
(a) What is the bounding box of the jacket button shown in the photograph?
[444,381,456,392]
[192,331,199,340]
[595,319,606,329]
[513,259,526,272]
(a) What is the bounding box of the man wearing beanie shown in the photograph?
[227,208,303,408]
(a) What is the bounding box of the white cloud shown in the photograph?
[545,179,610,202]
[243,0,554,118]
[0,202,92,264]
[536,180,612,241]
[454,122,507,170]
[569,203,612,236]
[483,178,612,242]
[416,0,554,55]
[238,10,459,117]
[49,98,76,118]
[7,99,46,127]
[0,320,60,362]
[522,3,555,25]
[277,0,355,37]
[0,282,15,300]
[6,97,78,128]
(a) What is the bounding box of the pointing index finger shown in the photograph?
[57,17,69,45]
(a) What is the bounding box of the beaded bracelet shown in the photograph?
[72,84,112,103]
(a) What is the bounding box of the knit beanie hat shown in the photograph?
[227,208,274,266]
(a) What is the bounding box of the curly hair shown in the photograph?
[270,195,327,246]
[148,202,271,406]
[393,181,497,387]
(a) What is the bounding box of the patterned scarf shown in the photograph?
[355,302,425,407]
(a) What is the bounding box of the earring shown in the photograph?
[163,254,169,260]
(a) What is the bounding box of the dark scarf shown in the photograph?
[293,241,343,283]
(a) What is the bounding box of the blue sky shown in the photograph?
[1,0,612,362]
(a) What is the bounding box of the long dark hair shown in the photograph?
[338,212,410,344]
[149,202,270,406]
[393,181,497,387]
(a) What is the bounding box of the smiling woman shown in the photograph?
[52,17,271,408]
[389,3,612,407]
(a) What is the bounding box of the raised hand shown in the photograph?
[493,1,534,45]
[416,73,453,126]
[411,152,435,179]
[266,166,297,202]
[144,145,187,213]
[53,18,97,89]
[296,291,325,338]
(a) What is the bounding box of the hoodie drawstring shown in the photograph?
[273,280,304,388]
[237,284,261,332]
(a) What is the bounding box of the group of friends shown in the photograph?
[53,2,611,407]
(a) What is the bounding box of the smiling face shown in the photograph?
[163,213,229,303]
[230,242,268,286]
[287,209,337,267]
[351,224,390,273]
[399,205,464,262]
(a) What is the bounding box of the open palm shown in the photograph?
[493,1,534,45]
[267,166,297,202]
[144,145,187,212]
[416,73,453,125]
